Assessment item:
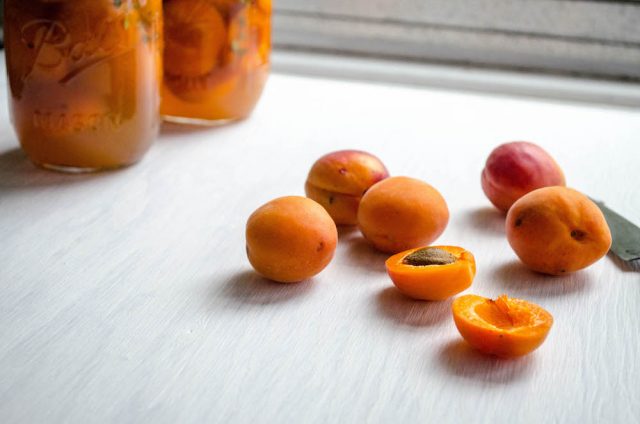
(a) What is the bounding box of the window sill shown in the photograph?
[272,49,640,109]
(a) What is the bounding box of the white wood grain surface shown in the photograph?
[1,67,639,423]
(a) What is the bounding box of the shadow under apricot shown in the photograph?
[491,260,593,297]
[218,270,316,306]
[343,237,389,274]
[337,225,358,239]
[463,206,506,236]
[436,339,535,384]
[376,287,452,327]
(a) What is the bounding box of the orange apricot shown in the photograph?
[386,246,476,300]
[305,150,389,225]
[506,186,611,275]
[357,176,449,253]
[481,141,566,212]
[452,294,553,357]
[245,196,338,283]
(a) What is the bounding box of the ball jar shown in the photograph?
[4,0,162,172]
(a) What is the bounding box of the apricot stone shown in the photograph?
[305,150,389,225]
[357,176,449,253]
[482,141,566,213]
[246,196,338,283]
[506,186,611,275]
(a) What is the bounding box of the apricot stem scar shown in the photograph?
[402,247,456,266]
[570,230,586,240]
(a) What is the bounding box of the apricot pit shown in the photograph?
[402,247,456,266]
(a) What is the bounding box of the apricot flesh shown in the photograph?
[246,196,338,283]
[357,176,449,253]
[506,186,611,275]
[482,141,566,212]
[305,150,389,225]
[453,294,553,357]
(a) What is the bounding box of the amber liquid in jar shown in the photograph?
[4,0,162,172]
[161,0,271,124]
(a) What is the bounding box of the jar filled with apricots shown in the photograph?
[4,0,163,172]
[161,0,271,124]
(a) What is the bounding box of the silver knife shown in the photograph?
[592,199,640,270]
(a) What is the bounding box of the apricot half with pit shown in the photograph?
[245,196,338,283]
[305,150,389,225]
[386,246,476,300]
[481,141,566,212]
[357,176,449,253]
[506,186,611,275]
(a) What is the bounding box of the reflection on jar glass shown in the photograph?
[161,0,271,124]
[4,0,162,172]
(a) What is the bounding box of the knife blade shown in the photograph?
[592,199,640,267]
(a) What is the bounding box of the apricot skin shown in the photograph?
[481,141,566,212]
[357,176,449,253]
[506,186,612,275]
[305,150,389,225]
[246,196,338,283]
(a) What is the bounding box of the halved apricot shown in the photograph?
[386,246,476,300]
[452,294,553,357]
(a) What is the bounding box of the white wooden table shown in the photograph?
[1,60,639,423]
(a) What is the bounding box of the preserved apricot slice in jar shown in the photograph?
[164,68,237,103]
[214,0,245,18]
[163,0,227,78]
[257,0,272,14]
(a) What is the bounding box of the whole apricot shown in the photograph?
[482,141,566,212]
[246,196,338,283]
[506,186,611,275]
[357,176,449,253]
[305,150,389,225]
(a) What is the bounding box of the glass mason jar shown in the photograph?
[161,0,271,124]
[4,0,162,172]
